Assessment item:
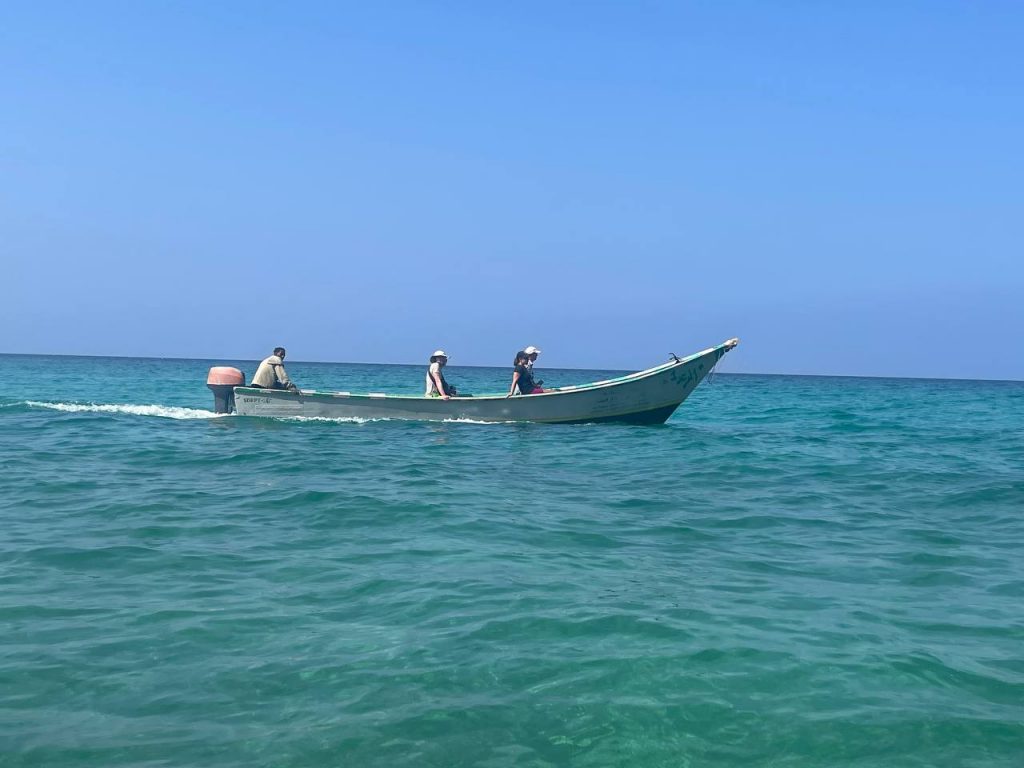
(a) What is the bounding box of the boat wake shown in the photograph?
[24,401,226,420]
[441,417,513,425]
[18,403,504,425]
[280,415,382,424]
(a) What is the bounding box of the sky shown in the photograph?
[2,1,1022,378]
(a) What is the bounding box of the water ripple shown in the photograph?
[1,361,1023,766]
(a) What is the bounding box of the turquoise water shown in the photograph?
[2,354,1023,767]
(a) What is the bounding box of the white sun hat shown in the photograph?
[524,346,541,355]
[432,350,448,358]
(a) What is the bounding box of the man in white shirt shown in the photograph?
[425,350,452,399]
[250,347,298,391]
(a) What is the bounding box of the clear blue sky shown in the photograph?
[2,2,1021,378]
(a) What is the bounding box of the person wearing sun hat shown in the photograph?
[522,345,543,388]
[508,350,544,397]
[523,345,541,370]
[424,350,455,399]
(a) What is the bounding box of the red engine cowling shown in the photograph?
[207,366,245,413]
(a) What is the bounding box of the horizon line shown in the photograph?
[1,351,1021,385]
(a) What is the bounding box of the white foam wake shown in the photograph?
[25,401,226,420]
[441,417,512,425]
[281,415,380,424]
[286,415,508,425]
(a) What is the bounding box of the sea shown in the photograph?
[1,354,1022,767]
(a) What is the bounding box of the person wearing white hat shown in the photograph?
[508,350,545,397]
[523,346,543,388]
[425,350,454,399]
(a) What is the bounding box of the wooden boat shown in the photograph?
[227,338,738,425]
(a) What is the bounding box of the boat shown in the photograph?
[207,338,739,425]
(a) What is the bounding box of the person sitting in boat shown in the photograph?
[523,345,543,387]
[507,350,544,397]
[425,350,456,399]
[250,347,298,391]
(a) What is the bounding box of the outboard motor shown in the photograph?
[207,367,245,414]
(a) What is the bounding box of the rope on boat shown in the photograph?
[707,359,719,386]
[709,338,739,385]
[670,349,724,385]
